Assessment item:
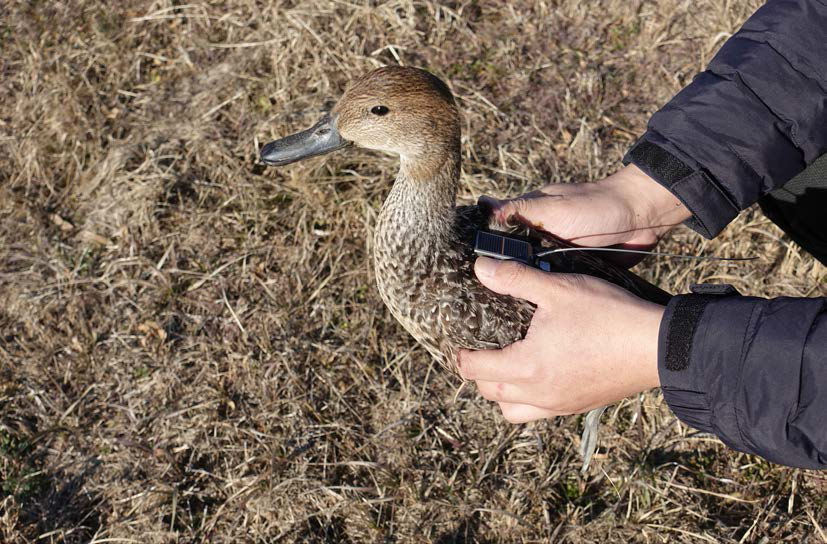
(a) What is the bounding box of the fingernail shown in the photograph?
[475,256,499,280]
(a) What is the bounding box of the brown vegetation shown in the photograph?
[1,1,824,542]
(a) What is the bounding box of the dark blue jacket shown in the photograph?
[624,0,827,469]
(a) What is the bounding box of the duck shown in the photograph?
[260,66,671,469]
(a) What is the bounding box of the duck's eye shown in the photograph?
[370,105,389,116]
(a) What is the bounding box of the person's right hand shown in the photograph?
[482,164,691,262]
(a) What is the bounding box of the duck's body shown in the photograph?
[357,69,529,368]
[374,179,534,369]
[260,66,670,466]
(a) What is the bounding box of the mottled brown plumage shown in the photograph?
[260,66,671,467]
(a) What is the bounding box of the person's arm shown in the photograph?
[660,293,827,469]
[626,0,827,239]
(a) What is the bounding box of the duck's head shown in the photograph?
[260,66,460,170]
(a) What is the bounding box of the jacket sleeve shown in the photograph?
[623,0,827,238]
[658,293,827,469]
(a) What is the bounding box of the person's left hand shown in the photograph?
[458,257,665,423]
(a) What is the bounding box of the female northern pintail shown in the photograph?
[260,66,671,469]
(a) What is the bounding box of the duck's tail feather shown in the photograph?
[580,405,607,473]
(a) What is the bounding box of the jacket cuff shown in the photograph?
[657,293,758,454]
[623,136,740,239]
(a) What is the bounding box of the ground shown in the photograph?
[0,0,825,542]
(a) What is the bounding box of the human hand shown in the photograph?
[458,257,664,423]
[482,164,690,257]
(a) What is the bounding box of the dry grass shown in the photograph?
[1,0,825,542]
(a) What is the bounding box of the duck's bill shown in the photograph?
[260,114,350,166]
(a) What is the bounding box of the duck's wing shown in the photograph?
[481,203,672,305]
[429,205,534,368]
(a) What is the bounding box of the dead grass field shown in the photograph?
[1,0,825,542]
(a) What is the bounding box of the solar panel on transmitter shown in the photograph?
[474,231,533,262]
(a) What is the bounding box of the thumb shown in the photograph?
[474,257,559,305]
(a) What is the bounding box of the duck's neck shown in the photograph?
[375,151,461,260]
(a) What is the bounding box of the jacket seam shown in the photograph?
[764,32,827,89]
[714,32,827,90]
[723,138,771,195]
[732,302,761,453]
[668,106,743,211]
[790,300,826,421]
[729,69,803,153]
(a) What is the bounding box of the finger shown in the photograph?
[458,343,535,383]
[475,379,531,404]
[474,256,563,304]
[498,402,557,424]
